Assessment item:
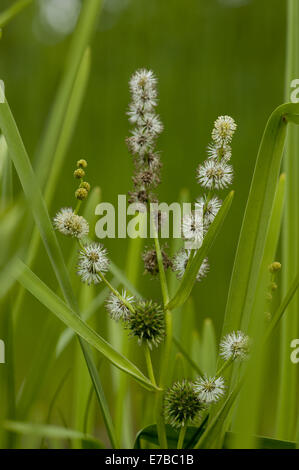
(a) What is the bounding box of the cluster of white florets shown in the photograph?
[165,328,250,429]
[172,115,237,283]
[197,115,236,192]
[127,69,163,207]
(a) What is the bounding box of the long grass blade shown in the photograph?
[277,0,299,440]
[14,259,158,392]
[0,0,32,28]
[4,421,104,448]
[221,103,299,339]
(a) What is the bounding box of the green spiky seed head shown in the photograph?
[75,187,88,200]
[77,159,88,168]
[74,168,85,179]
[164,380,205,429]
[269,261,281,273]
[126,300,165,348]
[80,181,91,192]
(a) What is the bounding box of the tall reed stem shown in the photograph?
[154,232,173,449]
[277,0,299,440]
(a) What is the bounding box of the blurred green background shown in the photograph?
[0,0,287,443]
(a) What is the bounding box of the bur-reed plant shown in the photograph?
[1,0,299,451]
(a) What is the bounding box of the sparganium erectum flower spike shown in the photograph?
[126,69,163,208]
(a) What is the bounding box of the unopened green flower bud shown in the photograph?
[75,187,88,200]
[269,262,281,273]
[80,181,91,192]
[77,159,88,168]
[74,168,85,179]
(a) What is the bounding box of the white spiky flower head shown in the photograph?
[197,159,233,190]
[194,376,225,403]
[106,290,135,322]
[172,249,209,282]
[127,128,154,156]
[129,69,157,96]
[182,211,203,248]
[211,115,237,145]
[196,196,222,226]
[53,208,89,239]
[129,69,158,113]
[207,142,232,162]
[77,243,109,285]
[141,113,163,135]
[220,330,250,361]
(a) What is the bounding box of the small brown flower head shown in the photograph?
[269,262,281,273]
[75,187,88,200]
[128,190,158,206]
[77,159,88,169]
[142,245,172,276]
[74,168,85,179]
[133,168,160,188]
[80,181,91,192]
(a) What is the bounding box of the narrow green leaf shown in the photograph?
[0,136,13,210]
[223,431,296,449]
[194,382,242,449]
[134,422,207,450]
[55,280,119,356]
[222,103,299,338]
[4,421,104,449]
[15,260,158,392]
[173,336,204,376]
[0,87,129,448]
[167,191,234,311]
[229,173,286,449]
[35,0,103,185]
[199,318,217,376]
[278,0,299,440]
[0,0,32,28]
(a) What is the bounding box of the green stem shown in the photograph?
[177,425,186,449]
[153,231,173,449]
[144,345,157,387]
[74,200,82,214]
[216,358,233,377]
[98,272,135,314]
[277,0,299,440]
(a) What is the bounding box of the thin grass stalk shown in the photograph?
[154,232,172,449]
[34,0,103,184]
[113,225,145,448]
[0,0,32,28]
[12,47,91,327]
[0,98,127,447]
[277,0,299,440]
